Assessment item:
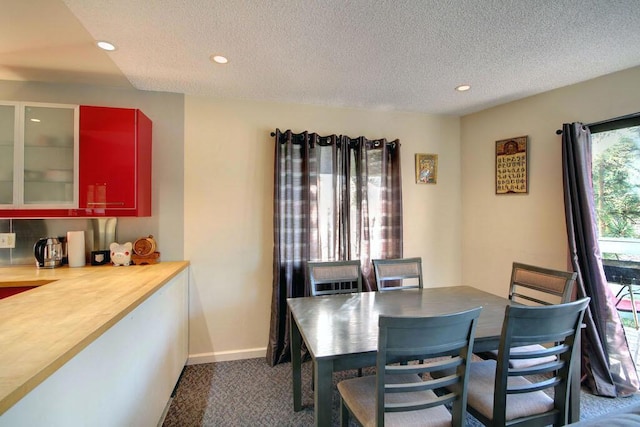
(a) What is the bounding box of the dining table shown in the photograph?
[288,285,581,426]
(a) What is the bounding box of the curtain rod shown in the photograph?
[555,111,640,135]
[270,130,399,148]
[555,127,585,135]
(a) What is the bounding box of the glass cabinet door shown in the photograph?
[0,104,16,205]
[22,104,78,206]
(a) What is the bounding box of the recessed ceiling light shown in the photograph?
[210,55,228,64]
[96,41,116,51]
[30,118,41,123]
[455,84,471,92]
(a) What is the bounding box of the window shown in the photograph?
[314,141,389,261]
[591,114,640,261]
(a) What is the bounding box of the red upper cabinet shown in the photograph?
[79,106,152,217]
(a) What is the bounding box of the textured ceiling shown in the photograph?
[3,0,640,115]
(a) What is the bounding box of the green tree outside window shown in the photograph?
[592,125,640,260]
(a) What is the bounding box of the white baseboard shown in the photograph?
[186,347,266,365]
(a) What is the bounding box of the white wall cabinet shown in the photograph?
[0,101,79,210]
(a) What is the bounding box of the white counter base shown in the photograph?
[0,269,188,426]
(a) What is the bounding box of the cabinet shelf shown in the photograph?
[24,180,73,184]
[24,145,73,149]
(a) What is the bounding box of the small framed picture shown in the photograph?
[495,136,528,194]
[415,153,438,184]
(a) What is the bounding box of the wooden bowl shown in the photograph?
[133,235,157,256]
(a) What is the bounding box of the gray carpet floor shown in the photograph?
[162,358,640,426]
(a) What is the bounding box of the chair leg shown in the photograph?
[340,398,350,427]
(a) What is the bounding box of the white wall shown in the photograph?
[184,97,461,361]
[6,64,639,363]
[0,80,185,261]
[461,66,640,298]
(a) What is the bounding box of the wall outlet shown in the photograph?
[0,233,16,249]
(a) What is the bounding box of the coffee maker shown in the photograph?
[33,237,63,268]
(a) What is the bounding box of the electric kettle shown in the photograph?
[34,237,63,268]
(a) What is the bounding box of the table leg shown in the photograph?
[628,284,639,329]
[290,312,302,412]
[314,359,333,427]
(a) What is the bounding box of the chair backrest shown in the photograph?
[307,260,362,296]
[491,298,590,426]
[509,262,577,305]
[376,306,482,427]
[372,257,423,291]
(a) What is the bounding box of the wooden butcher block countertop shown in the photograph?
[0,261,190,415]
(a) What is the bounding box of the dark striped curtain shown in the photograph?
[266,129,402,366]
[561,122,639,397]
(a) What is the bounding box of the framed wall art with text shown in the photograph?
[495,136,528,194]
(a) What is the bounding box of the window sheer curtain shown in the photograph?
[561,122,639,397]
[266,129,402,366]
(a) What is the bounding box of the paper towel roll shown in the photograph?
[67,231,86,268]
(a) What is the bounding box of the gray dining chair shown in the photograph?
[372,257,423,291]
[480,262,578,369]
[508,262,577,306]
[306,260,363,387]
[307,260,362,296]
[465,298,590,427]
[337,306,482,427]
